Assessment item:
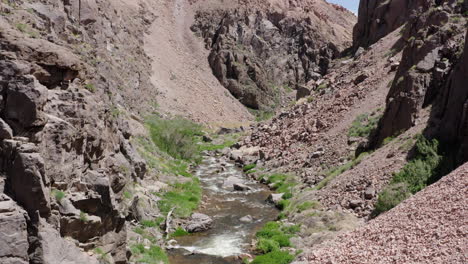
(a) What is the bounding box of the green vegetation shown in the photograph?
[157,179,202,218]
[171,227,189,237]
[131,244,168,264]
[296,201,319,213]
[316,83,328,90]
[243,163,257,172]
[52,189,65,203]
[374,183,411,215]
[348,113,381,138]
[15,23,28,33]
[123,190,133,200]
[248,222,300,264]
[85,83,96,93]
[161,159,192,177]
[384,48,397,57]
[265,173,297,197]
[93,248,109,263]
[198,137,237,151]
[147,117,203,161]
[79,211,88,222]
[250,250,295,264]
[249,108,275,122]
[141,217,164,229]
[374,135,444,215]
[316,152,369,190]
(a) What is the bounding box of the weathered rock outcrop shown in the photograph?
[370,1,467,146]
[429,28,468,164]
[0,0,156,262]
[192,0,356,109]
[353,0,438,48]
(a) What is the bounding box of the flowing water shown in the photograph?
[168,155,278,264]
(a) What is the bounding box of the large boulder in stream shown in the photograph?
[223,176,244,189]
[185,213,213,233]
[267,193,285,207]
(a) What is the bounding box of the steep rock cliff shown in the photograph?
[371,1,467,147]
[191,0,356,110]
[0,0,154,263]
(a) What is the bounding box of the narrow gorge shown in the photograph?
[0,0,466,264]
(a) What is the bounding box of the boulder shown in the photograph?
[296,85,311,100]
[267,193,284,206]
[349,200,363,209]
[5,75,48,128]
[5,141,51,217]
[233,183,252,191]
[239,215,253,223]
[185,213,213,233]
[353,73,368,85]
[364,187,376,200]
[223,176,244,189]
[38,220,100,264]
[0,119,13,139]
[0,195,29,264]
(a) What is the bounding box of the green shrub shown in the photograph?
[374,183,411,215]
[171,227,189,237]
[52,189,65,202]
[391,135,441,193]
[147,117,203,161]
[257,238,280,253]
[131,244,168,264]
[374,135,442,215]
[277,199,291,211]
[157,179,202,218]
[85,83,96,92]
[250,250,295,264]
[266,174,296,194]
[256,222,298,247]
[252,222,299,264]
[243,163,257,172]
[79,211,88,222]
[123,191,132,200]
[348,113,381,138]
[317,83,328,90]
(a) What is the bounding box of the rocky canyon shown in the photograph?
[0,0,466,264]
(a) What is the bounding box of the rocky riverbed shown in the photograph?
[168,155,278,263]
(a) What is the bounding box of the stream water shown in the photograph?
[168,155,278,264]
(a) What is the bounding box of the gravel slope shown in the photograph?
[304,163,468,264]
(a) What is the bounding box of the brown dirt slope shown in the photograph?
[144,0,252,127]
[305,162,468,264]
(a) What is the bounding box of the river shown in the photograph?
[168,155,278,264]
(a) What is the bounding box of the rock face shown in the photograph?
[430,28,468,164]
[353,0,434,48]
[370,1,467,147]
[192,0,356,109]
[0,0,155,262]
[0,195,29,264]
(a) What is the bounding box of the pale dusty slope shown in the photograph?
[144,0,252,127]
